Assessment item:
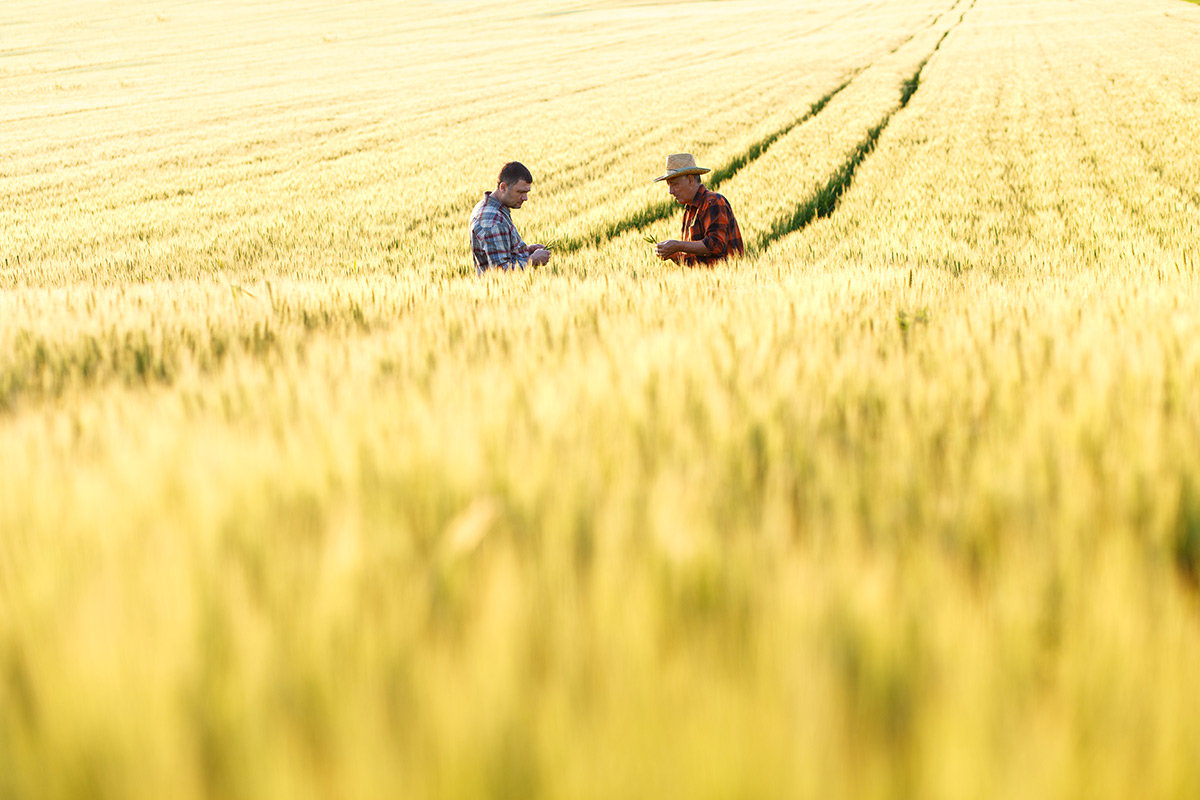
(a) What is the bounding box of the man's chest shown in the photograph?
[682,203,709,239]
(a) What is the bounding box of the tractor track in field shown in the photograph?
[387,0,967,263]
[553,75,859,255]
[753,0,974,253]
[386,0,964,258]
[554,0,966,257]
[392,1,918,243]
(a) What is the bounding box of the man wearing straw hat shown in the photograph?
[651,153,744,266]
[470,161,552,274]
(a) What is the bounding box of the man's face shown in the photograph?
[666,174,700,205]
[496,179,532,209]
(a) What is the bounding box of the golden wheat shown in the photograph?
[2,1,1200,798]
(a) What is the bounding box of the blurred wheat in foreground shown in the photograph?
[3,0,1200,798]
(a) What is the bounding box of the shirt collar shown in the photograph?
[686,184,709,207]
[483,191,510,214]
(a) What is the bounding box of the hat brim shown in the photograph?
[652,167,710,183]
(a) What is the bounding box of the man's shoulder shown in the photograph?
[702,188,733,207]
[471,196,508,229]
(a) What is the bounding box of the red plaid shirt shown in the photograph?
[680,185,744,266]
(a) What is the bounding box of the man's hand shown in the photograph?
[526,243,545,253]
[654,240,680,260]
[529,247,551,266]
[655,239,710,262]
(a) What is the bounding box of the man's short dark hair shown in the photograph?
[498,161,533,186]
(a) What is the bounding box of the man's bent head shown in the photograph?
[653,154,709,205]
[495,161,534,209]
[665,173,702,205]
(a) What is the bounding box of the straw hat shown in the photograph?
[652,153,711,182]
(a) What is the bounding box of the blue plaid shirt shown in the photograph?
[470,192,529,273]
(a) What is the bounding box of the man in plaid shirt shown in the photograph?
[651,153,744,266]
[470,161,551,274]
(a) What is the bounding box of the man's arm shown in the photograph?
[655,239,711,260]
[655,198,735,261]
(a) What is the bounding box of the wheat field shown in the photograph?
[3,0,1200,797]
